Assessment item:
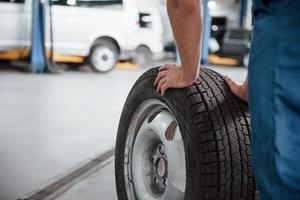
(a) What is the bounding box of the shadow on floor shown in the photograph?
[0,61,29,73]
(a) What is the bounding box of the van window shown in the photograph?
[13,0,25,3]
[0,0,25,3]
[52,0,122,7]
[139,13,152,28]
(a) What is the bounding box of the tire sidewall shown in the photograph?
[89,40,118,73]
[115,72,196,200]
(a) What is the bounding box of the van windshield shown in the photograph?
[52,0,123,7]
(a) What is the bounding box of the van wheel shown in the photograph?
[115,67,258,200]
[89,40,118,72]
[133,46,153,67]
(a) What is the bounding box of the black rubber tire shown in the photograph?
[89,39,119,73]
[133,46,153,67]
[115,67,258,200]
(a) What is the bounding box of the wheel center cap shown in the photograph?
[102,55,108,61]
[157,157,166,178]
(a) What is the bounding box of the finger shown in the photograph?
[157,77,167,93]
[159,64,171,71]
[160,83,169,96]
[154,71,167,86]
[224,76,240,93]
[224,76,234,86]
[154,70,167,86]
[224,75,231,82]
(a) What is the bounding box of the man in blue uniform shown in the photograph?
[155,0,300,199]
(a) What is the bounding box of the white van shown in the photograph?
[134,7,164,66]
[0,0,164,72]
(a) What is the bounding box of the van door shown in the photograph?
[0,0,31,57]
[50,0,130,57]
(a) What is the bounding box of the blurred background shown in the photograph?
[0,0,251,199]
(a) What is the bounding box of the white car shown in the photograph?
[0,0,164,72]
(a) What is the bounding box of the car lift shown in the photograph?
[240,0,249,28]
[201,0,211,64]
[30,0,54,73]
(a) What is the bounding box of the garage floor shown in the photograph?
[0,62,246,200]
[56,160,117,200]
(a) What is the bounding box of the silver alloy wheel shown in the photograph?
[92,46,115,72]
[124,99,186,200]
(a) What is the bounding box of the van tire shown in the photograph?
[115,67,258,200]
[89,39,119,72]
[133,46,153,67]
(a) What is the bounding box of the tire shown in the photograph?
[115,67,258,200]
[133,46,153,67]
[89,39,119,72]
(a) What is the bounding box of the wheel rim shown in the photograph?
[92,46,115,72]
[124,99,186,200]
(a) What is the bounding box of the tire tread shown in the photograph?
[182,68,256,200]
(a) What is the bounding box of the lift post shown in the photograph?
[240,0,248,28]
[201,0,211,65]
[30,0,48,73]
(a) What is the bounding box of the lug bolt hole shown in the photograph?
[164,179,167,186]
[159,145,164,155]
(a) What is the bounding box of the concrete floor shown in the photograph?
[0,62,246,200]
[0,65,145,200]
[56,160,117,200]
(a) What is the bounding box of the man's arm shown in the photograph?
[155,0,202,96]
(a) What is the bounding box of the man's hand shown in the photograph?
[154,64,194,96]
[224,76,248,102]
[159,0,202,96]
